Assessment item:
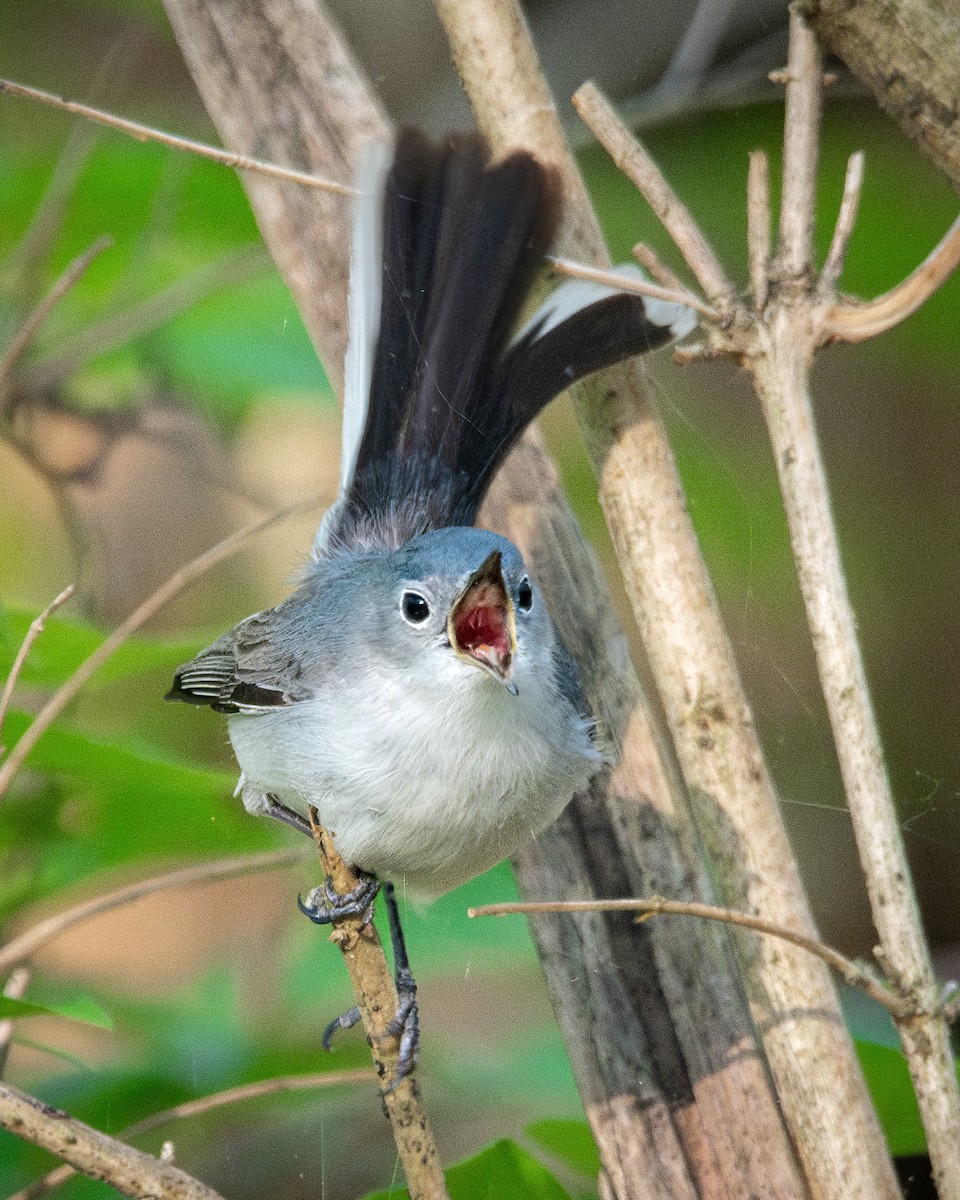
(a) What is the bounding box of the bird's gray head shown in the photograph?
[368,526,547,697]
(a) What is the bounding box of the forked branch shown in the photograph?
[574,8,960,1196]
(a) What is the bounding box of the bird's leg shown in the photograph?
[383,881,420,1089]
[261,793,314,837]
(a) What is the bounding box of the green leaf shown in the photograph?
[363,1139,572,1200]
[0,993,112,1029]
[857,1040,929,1158]
[0,606,204,691]
[526,1119,601,1178]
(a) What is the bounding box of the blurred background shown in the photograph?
[1,0,957,1195]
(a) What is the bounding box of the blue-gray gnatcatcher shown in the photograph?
[167,129,693,1074]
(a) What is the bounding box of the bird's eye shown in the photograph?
[517,576,533,612]
[401,591,431,625]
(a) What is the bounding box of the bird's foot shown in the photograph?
[322,1005,362,1051]
[384,964,419,1091]
[298,871,381,925]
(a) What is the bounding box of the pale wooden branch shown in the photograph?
[0,79,355,198]
[0,239,110,400]
[469,896,912,1018]
[825,210,960,341]
[0,969,31,1078]
[820,150,865,289]
[0,1081,225,1200]
[547,255,715,318]
[808,0,960,192]
[0,849,305,976]
[774,7,823,281]
[0,497,320,803]
[572,81,737,309]
[631,242,688,293]
[308,816,449,1200]
[747,150,771,309]
[8,1069,377,1200]
[590,6,959,1194]
[0,586,75,757]
[436,2,899,1197]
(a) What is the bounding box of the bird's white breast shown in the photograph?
[227,651,598,897]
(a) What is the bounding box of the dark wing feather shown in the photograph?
[166,610,315,715]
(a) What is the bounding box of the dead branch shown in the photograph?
[576,5,960,1194]
[469,896,912,1018]
[0,79,355,198]
[308,818,449,1200]
[7,1069,377,1200]
[439,1,900,1197]
[0,586,74,756]
[0,1081,225,1200]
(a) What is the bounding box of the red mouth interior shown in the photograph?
[452,580,510,666]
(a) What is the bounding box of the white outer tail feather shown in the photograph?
[517,263,697,345]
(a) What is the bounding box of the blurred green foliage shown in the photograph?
[2,4,959,1194]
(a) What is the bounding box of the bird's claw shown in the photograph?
[385,965,420,1090]
[298,872,380,925]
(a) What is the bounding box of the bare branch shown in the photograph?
[573,81,737,308]
[0,968,31,1078]
[0,79,356,198]
[774,7,822,279]
[0,239,111,399]
[820,150,865,289]
[0,496,321,802]
[747,149,771,309]
[308,815,449,1200]
[548,254,715,318]
[0,849,306,976]
[824,210,960,341]
[8,1070,378,1200]
[0,1081,225,1200]
[0,586,75,757]
[631,242,688,293]
[469,895,912,1018]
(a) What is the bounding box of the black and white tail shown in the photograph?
[319,129,695,553]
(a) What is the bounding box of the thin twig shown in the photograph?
[824,210,960,341]
[469,896,912,1018]
[631,242,689,293]
[7,1070,377,1200]
[0,968,31,1079]
[0,239,111,399]
[0,79,357,198]
[573,80,737,308]
[0,586,75,756]
[0,849,306,976]
[820,150,865,289]
[548,254,716,318]
[0,1081,225,1200]
[775,7,822,279]
[0,496,321,803]
[747,149,771,309]
[308,815,449,1200]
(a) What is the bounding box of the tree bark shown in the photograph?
[807,0,960,191]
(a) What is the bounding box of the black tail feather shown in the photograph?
[329,129,689,550]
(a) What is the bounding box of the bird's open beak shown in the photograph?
[448,550,518,695]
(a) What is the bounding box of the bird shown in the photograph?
[166,128,694,1077]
